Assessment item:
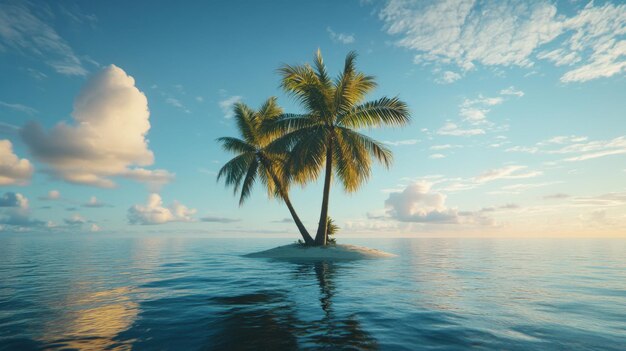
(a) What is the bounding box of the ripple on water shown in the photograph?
[0,237,625,350]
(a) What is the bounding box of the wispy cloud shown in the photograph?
[327,27,355,44]
[219,95,242,119]
[384,139,419,146]
[0,2,87,76]
[507,135,626,162]
[379,0,626,82]
[435,70,461,84]
[200,215,240,223]
[437,122,485,136]
[0,101,37,115]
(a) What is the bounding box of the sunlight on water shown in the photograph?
[1,236,625,350]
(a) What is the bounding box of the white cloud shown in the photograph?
[507,135,626,162]
[430,144,457,150]
[435,71,462,84]
[0,101,37,115]
[0,140,33,186]
[21,65,173,188]
[200,215,240,223]
[459,95,503,124]
[384,181,493,225]
[128,193,196,225]
[0,2,87,75]
[475,165,542,183]
[327,27,355,44]
[380,0,626,82]
[384,139,419,146]
[165,97,190,113]
[437,122,485,136]
[429,153,445,159]
[64,213,86,226]
[83,196,106,208]
[0,192,43,228]
[499,86,525,97]
[219,95,242,119]
[40,190,61,201]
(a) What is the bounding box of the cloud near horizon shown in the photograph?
[383,181,494,225]
[20,65,173,188]
[128,193,196,225]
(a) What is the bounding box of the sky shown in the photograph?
[0,0,625,237]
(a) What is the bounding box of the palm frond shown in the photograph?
[288,126,329,185]
[217,152,255,193]
[337,97,410,129]
[313,48,332,88]
[238,157,259,205]
[233,102,259,144]
[337,127,393,168]
[216,137,256,154]
[333,129,370,192]
[279,63,332,120]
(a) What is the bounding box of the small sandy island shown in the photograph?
[245,243,396,261]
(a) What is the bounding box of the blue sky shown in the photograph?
[1,0,625,237]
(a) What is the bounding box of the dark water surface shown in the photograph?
[1,236,625,350]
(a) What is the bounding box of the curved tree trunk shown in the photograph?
[315,137,333,246]
[282,193,314,245]
[261,156,314,245]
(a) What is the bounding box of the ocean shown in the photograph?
[1,235,624,350]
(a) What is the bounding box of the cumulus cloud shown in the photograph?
[20,65,173,188]
[380,0,626,82]
[429,153,445,159]
[0,140,34,186]
[128,193,196,225]
[0,192,44,228]
[0,2,87,75]
[64,213,86,226]
[327,27,355,44]
[384,181,493,225]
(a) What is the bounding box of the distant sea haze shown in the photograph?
[1,235,625,350]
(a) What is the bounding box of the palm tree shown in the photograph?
[268,50,411,246]
[217,97,315,245]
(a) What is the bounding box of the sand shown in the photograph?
[244,243,396,260]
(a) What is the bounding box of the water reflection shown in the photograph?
[208,260,377,350]
[112,260,377,350]
[40,287,137,351]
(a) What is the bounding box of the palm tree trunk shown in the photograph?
[315,138,333,246]
[261,156,314,245]
[282,193,314,245]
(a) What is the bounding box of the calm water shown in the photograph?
[0,236,625,350]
